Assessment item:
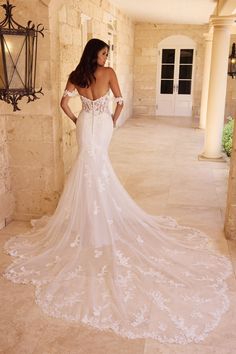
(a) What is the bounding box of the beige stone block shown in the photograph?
[59,23,73,45]
[150,106,157,115]
[102,10,112,24]
[134,56,155,66]
[60,44,74,63]
[133,106,149,115]
[134,96,156,107]
[94,6,103,21]
[133,47,141,56]
[6,115,53,143]
[72,27,82,47]
[134,87,156,98]
[0,165,10,193]
[134,80,156,90]
[61,62,75,81]
[135,22,158,30]
[62,47,80,69]
[93,19,103,36]
[76,0,90,14]
[0,191,15,222]
[37,38,51,61]
[8,141,55,168]
[0,178,6,195]
[35,1,49,21]
[13,189,59,217]
[141,47,157,56]
[0,119,6,140]
[89,0,102,6]
[58,5,67,23]
[135,31,158,41]
[37,60,51,90]
[137,38,156,49]
[10,166,54,193]
[0,144,8,166]
[102,0,112,12]
[67,7,78,27]
[134,64,157,75]
[134,73,155,84]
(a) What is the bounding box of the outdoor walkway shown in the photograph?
[1,116,236,354]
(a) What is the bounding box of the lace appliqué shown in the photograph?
[114,96,124,105]
[63,89,78,97]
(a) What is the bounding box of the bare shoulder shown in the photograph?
[106,67,118,82]
[106,67,116,75]
[96,66,111,77]
[100,67,115,74]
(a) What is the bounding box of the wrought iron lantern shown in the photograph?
[0,0,44,111]
[228,43,236,79]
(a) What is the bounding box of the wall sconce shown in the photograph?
[0,0,44,111]
[228,43,236,79]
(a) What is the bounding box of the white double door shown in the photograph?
[156,46,195,117]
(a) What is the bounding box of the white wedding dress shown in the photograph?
[2,90,232,344]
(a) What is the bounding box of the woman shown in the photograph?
[60,38,123,128]
[2,38,232,344]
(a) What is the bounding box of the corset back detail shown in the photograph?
[80,92,110,115]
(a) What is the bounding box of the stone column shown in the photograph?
[200,16,236,159]
[199,32,213,129]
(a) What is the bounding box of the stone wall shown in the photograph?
[225,35,236,119]
[0,0,63,222]
[114,12,134,123]
[58,1,83,175]
[224,33,236,239]
[0,0,134,222]
[225,119,236,239]
[133,23,208,117]
[0,112,14,228]
[224,35,236,240]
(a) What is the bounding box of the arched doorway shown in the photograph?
[156,35,196,117]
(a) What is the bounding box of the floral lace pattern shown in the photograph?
[114,96,124,105]
[63,89,78,97]
[80,92,111,115]
[2,89,233,344]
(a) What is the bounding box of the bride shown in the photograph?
[2,38,232,344]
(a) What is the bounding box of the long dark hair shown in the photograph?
[69,38,109,88]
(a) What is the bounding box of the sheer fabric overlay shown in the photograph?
[2,91,232,344]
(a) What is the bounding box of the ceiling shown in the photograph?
[109,0,218,25]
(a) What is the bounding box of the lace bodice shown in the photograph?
[63,89,124,115]
[80,92,110,115]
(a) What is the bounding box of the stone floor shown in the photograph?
[1,116,236,354]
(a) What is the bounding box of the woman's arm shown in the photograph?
[60,80,78,124]
[108,68,124,127]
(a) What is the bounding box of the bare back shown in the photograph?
[60,65,123,126]
[76,66,110,100]
[63,66,122,101]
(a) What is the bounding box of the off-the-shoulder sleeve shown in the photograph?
[63,89,78,97]
[114,96,124,105]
